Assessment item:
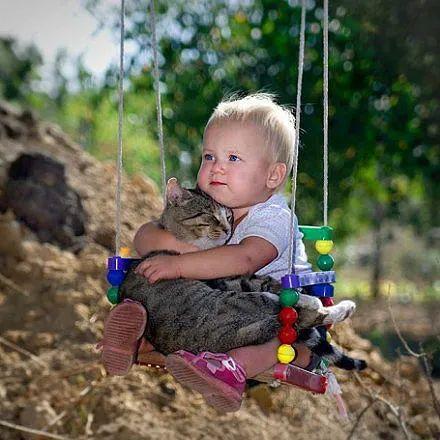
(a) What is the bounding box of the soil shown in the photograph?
[0,101,438,439]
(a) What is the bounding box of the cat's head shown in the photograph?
[160,178,233,250]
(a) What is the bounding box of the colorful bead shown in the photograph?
[278,326,298,344]
[308,283,334,297]
[107,286,120,304]
[321,297,334,307]
[282,271,336,289]
[119,247,131,257]
[277,344,297,364]
[315,240,334,254]
[317,254,334,271]
[299,225,333,241]
[278,307,298,325]
[279,289,300,307]
[326,332,332,343]
[107,256,135,271]
[106,269,125,286]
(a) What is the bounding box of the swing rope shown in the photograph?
[114,0,166,256]
[116,0,329,264]
[288,0,330,273]
[149,0,167,200]
[323,0,329,226]
[288,0,307,275]
[115,0,125,257]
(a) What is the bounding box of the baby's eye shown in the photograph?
[203,153,214,161]
[229,154,240,162]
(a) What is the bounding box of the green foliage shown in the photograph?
[1,0,438,242]
[0,38,43,101]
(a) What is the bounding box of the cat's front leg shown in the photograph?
[239,275,282,293]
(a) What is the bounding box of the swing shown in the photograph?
[105,0,337,395]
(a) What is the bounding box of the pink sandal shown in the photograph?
[166,350,246,413]
[102,300,147,375]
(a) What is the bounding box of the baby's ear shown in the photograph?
[166,177,184,205]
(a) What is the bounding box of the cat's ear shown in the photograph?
[166,177,185,205]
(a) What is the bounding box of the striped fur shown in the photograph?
[120,180,367,370]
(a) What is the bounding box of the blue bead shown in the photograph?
[106,269,126,286]
[308,283,334,297]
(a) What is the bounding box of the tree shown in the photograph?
[0,38,42,102]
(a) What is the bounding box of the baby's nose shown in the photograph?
[212,161,225,173]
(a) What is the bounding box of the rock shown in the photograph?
[0,153,87,252]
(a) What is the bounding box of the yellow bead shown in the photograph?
[315,240,334,254]
[326,331,332,343]
[277,344,297,364]
[119,247,131,257]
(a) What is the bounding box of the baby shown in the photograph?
[104,93,319,411]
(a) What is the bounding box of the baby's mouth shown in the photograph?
[210,181,226,186]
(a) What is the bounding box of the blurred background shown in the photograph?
[2,0,438,293]
[0,0,439,438]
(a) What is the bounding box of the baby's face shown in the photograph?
[197,120,275,217]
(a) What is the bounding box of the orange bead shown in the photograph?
[278,326,298,344]
[278,307,298,325]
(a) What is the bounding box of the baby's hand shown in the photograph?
[134,255,182,283]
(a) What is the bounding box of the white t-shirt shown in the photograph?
[227,193,312,281]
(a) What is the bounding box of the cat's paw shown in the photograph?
[323,300,356,325]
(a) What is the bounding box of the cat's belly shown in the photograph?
[120,275,281,354]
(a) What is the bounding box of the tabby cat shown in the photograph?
[120,178,366,371]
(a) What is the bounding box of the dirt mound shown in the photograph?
[0,101,438,439]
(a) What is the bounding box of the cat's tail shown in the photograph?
[298,328,367,371]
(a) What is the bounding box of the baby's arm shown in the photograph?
[135,236,277,283]
[134,222,199,256]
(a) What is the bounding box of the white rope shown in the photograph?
[323,0,329,226]
[288,0,307,274]
[115,0,125,256]
[149,0,167,201]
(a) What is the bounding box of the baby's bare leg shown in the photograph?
[228,338,311,378]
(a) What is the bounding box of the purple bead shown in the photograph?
[107,256,140,271]
[281,274,300,289]
[281,271,336,288]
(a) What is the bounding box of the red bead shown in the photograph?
[278,307,298,325]
[278,326,298,344]
[321,297,334,307]
[326,324,333,330]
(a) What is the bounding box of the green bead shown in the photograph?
[279,289,300,307]
[107,286,120,304]
[317,254,334,271]
[299,225,333,241]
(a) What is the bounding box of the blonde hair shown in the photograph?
[204,92,295,186]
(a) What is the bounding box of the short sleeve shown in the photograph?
[237,204,291,258]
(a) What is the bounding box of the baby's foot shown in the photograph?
[166,351,246,413]
[101,300,147,375]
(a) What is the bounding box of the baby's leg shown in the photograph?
[227,338,311,378]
